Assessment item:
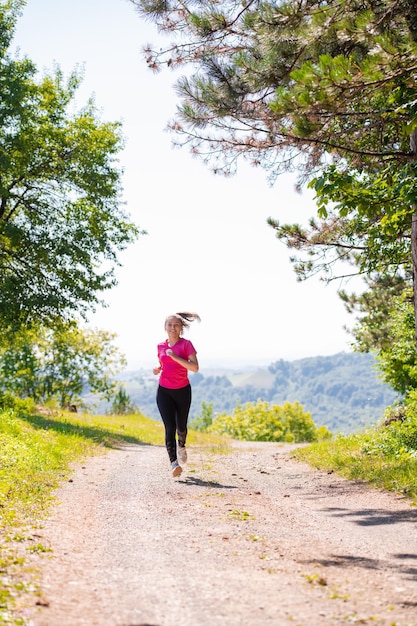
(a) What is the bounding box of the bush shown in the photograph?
[0,392,35,415]
[357,397,417,462]
[207,399,331,442]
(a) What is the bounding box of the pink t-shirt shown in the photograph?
[157,338,197,389]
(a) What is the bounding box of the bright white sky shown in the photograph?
[11,0,362,370]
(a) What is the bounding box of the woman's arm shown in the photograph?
[166,349,199,373]
[153,358,162,375]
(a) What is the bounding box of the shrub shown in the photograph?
[0,392,35,415]
[207,399,330,442]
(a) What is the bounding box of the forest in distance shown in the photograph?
[92,352,399,434]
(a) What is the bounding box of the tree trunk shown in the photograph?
[412,214,417,349]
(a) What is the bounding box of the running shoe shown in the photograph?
[178,445,187,464]
[171,460,182,478]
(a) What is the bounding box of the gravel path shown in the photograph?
[27,441,417,626]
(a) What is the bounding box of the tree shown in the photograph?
[1,2,140,328]
[339,274,410,353]
[109,386,137,415]
[270,161,414,275]
[131,0,417,344]
[269,160,417,337]
[0,321,126,408]
[365,289,417,395]
[190,401,214,431]
[0,324,40,399]
[132,0,417,176]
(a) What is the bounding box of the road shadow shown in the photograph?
[180,475,237,490]
[300,553,417,583]
[321,505,417,526]
[21,412,151,448]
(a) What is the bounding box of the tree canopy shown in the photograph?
[1,1,140,329]
[132,0,417,179]
[0,320,126,408]
[131,0,417,371]
[268,160,416,283]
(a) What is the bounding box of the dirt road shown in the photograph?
[27,441,417,626]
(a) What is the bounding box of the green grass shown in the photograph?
[293,426,417,504]
[0,400,228,624]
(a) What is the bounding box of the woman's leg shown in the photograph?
[173,384,192,448]
[156,386,178,463]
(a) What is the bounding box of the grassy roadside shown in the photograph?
[293,423,417,505]
[0,400,228,625]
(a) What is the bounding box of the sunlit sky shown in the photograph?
[11,0,362,370]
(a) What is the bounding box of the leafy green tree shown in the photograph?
[338,273,417,395]
[190,401,214,431]
[109,386,137,415]
[207,399,328,442]
[0,325,41,399]
[0,2,140,328]
[270,162,414,276]
[376,291,417,394]
[0,321,126,408]
[131,0,417,345]
[339,274,410,354]
[270,161,417,333]
[341,279,417,395]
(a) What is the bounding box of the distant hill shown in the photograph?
[89,352,399,434]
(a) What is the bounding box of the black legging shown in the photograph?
[156,384,192,463]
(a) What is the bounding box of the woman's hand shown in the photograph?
[153,365,161,375]
[164,350,199,372]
